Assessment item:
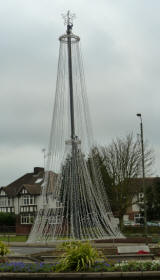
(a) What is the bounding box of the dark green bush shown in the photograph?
[0,213,16,226]
[123,226,160,235]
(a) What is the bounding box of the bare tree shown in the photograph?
[97,133,154,228]
[100,134,153,184]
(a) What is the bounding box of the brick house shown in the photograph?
[123,177,160,225]
[0,167,44,234]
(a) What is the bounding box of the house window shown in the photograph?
[138,192,144,203]
[21,214,34,224]
[0,197,13,207]
[0,197,7,206]
[22,189,28,194]
[20,205,37,213]
[56,201,63,208]
[134,213,144,225]
[0,191,6,196]
[21,195,35,205]
[48,215,62,224]
[57,215,62,224]
[8,198,12,206]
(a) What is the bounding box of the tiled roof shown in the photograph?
[4,167,44,197]
[21,184,42,195]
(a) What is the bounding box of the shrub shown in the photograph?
[55,241,100,272]
[123,226,160,235]
[0,213,16,227]
[0,241,10,257]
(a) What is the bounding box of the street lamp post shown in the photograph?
[42,148,46,171]
[136,113,147,240]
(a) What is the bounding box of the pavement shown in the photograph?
[10,246,54,256]
[6,241,152,256]
[6,241,150,247]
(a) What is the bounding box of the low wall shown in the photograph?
[0,272,160,279]
[95,237,152,243]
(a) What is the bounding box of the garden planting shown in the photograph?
[1,241,160,273]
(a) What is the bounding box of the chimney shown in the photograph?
[34,167,44,175]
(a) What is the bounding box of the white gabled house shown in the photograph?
[0,189,14,213]
[0,167,44,234]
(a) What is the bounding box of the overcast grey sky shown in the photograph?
[1,0,160,185]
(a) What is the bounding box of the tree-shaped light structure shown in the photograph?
[28,12,123,243]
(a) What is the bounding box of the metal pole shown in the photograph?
[137,114,147,240]
[67,23,75,140]
[42,148,46,170]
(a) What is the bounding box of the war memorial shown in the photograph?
[0,11,160,280]
[28,11,123,244]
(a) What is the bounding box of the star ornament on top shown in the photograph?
[62,10,76,26]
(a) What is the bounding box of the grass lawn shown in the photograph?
[0,235,28,242]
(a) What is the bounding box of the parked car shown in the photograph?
[147,221,160,226]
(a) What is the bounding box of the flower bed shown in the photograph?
[87,260,160,272]
[0,260,160,273]
[1,240,160,273]
[0,262,54,273]
[114,260,160,272]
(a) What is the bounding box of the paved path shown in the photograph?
[10,247,54,256]
[7,241,149,247]
[8,242,150,256]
